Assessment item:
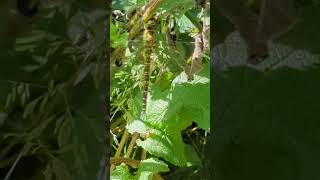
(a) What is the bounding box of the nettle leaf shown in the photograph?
[110,20,129,48]
[158,72,174,91]
[136,158,169,179]
[135,130,197,166]
[127,65,210,166]
[158,0,195,17]
[111,164,134,180]
[111,158,169,180]
[112,32,129,48]
[169,64,210,131]
[176,14,197,33]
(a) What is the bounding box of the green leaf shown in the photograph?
[40,95,49,112]
[0,112,8,127]
[22,65,41,72]
[158,72,174,91]
[111,29,129,48]
[5,93,12,109]
[74,64,92,85]
[43,162,54,180]
[52,158,72,180]
[111,164,134,180]
[111,158,169,180]
[127,65,210,166]
[136,158,169,180]
[176,14,197,33]
[32,56,48,65]
[158,0,195,17]
[23,97,42,119]
[54,115,66,135]
[15,31,46,44]
[58,118,72,147]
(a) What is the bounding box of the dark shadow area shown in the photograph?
[0,0,106,179]
[211,1,320,179]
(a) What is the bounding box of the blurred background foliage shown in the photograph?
[212,1,320,179]
[0,0,106,179]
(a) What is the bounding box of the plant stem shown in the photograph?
[110,157,140,168]
[125,132,139,158]
[4,149,24,180]
[141,149,147,160]
[110,129,129,171]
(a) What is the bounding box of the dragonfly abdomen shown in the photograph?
[142,17,157,114]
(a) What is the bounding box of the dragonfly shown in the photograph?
[111,0,211,115]
[105,2,210,178]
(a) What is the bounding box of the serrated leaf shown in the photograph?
[136,131,199,166]
[136,158,169,180]
[176,14,197,33]
[111,164,134,180]
[127,65,210,166]
[158,0,195,17]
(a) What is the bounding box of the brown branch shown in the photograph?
[141,148,147,160]
[142,0,165,22]
[125,132,140,158]
[110,129,129,171]
[110,157,140,168]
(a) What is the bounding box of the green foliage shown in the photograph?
[212,2,320,180]
[127,66,209,166]
[111,0,210,178]
[0,0,106,179]
[111,158,169,180]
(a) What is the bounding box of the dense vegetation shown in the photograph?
[0,0,106,179]
[212,1,320,179]
[110,0,210,179]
